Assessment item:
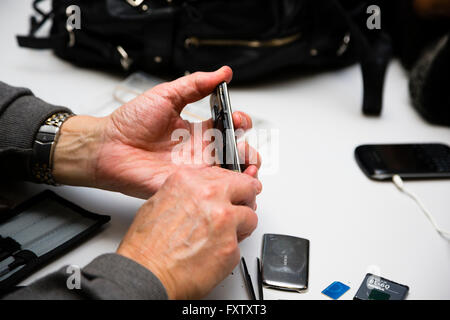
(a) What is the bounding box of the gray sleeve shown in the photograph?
[3,253,168,300]
[0,81,72,181]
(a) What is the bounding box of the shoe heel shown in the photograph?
[360,49,391,116]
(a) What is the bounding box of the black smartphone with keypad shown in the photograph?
[355,143,450,180]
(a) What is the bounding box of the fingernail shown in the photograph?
[251,166,259,179]
[240,114,248,128]
[255,180,262,193]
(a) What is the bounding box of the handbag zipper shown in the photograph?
[185,32,301,49]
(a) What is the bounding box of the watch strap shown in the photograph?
[31,112,74,185]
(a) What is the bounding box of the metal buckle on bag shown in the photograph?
[125,0,149,12]
[125,0,173,12]
[126,0,145,7]
[337,32,351,56]
[117,45,133,71]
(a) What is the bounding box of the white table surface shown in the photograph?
[1,0,449,300]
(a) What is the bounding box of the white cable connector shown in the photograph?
[392,175,450,239]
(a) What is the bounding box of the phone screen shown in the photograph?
[373,145,432,172]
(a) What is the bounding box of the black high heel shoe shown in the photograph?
[333,0,392,116]
[358,33,392,116]
[360,35,392,116]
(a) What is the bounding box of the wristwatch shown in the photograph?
[31,112,74,185]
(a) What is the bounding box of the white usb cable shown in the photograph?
[392,175,450,239]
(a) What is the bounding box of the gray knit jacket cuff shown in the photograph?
[0,81,72,180]
[82,253,169,300]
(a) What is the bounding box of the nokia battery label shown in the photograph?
[354,273,409,300]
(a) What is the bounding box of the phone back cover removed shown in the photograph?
[261,234,309,292]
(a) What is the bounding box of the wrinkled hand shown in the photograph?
[117,166,262,299]
[53,67,260,198]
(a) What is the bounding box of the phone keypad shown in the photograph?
[419,145,450,172]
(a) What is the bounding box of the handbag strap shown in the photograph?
[16,0,62,49]
[17,34,67,49]
[16,0,135,71]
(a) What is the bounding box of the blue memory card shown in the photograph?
[322,281,350,300]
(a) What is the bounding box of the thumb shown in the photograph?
[149,66,233,114]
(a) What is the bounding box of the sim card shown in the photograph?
[322,281,350,300]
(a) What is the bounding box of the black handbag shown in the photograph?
[17,0,392,116]
[384,0,450,126]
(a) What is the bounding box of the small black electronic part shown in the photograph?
[240,257,256,300]
[355,143,450,180]
[210,82,241,172]
[256,257,264,300]
[261,234,309,292]
[353,273,409,300]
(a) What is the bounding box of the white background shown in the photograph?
[1,0,449,300]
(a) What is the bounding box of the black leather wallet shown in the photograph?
[0,190,110,295]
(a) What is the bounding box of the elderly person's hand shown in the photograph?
[52,67,260,198]
[117,166,262,299]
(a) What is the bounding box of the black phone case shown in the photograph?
[0,190,110,295]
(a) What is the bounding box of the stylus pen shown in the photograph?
[256,257,264,300]
[240,257,256,300]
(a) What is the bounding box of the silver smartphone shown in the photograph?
[210,82,241,172]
